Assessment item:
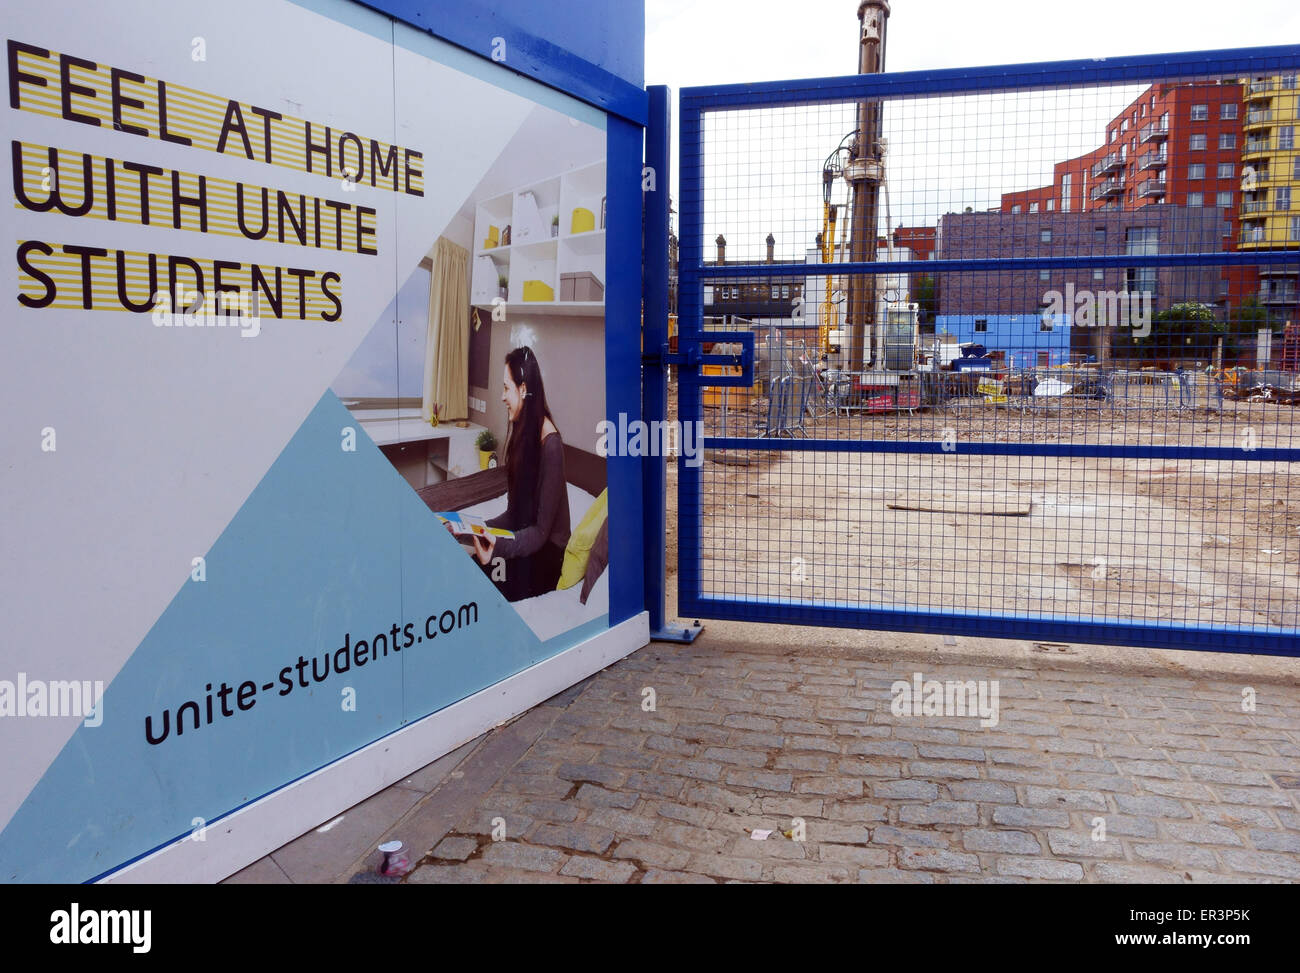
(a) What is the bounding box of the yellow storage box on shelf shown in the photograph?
[570,207,596,234]
[522,279,554,302]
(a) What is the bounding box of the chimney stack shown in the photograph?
[766,232,776,263]
[715,234,726,264]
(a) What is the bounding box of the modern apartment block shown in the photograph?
[1239,73,1300,320]
[936,206,1229,362]
[1001,81,1253,310]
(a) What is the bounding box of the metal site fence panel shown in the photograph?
[677,46,1300,655]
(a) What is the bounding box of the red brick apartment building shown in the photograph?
[1001,82,1252,306]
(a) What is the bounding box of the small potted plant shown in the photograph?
[497,273,508,300]
[551,214,559,238]
[475,429,498,469]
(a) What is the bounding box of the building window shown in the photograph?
[1040,315,1054,332]
[1294,157,1300,181]
[1283,75,1298,89]
[1121,119,1128,133]
[1217,191,1233,208]
[1190,104,1209,121]
[1187,192,1204,207]
[1011,204,1022,214]
[781,285,791,299]
[1281,126,1295,151]
[1217,163,1234,180]
[1220,133,1236,150]
[1220,103,1238,119]
[1292,216,1300,240]
[1188,164,1205,180]
[1040,229,1052,243]
[1279,187,1292,212]
[1039,269,1051,281]
[1061,174,1072,213]
[1189,133,1207,150]
[1093,268,1105,281]
[1046,198,1055,211]
[974,318,988,333]
[1029,202,1039,213]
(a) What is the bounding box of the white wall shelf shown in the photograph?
[472,161,606,312]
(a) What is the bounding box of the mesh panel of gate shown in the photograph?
[678,56,1300,651]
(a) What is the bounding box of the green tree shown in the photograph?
[1140,302,1224,360]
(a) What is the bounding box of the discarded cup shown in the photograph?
[378,839,412,877]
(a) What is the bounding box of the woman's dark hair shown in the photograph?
[504,345,555,523]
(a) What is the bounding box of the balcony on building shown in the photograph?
[1135,177,1166,199]
[1090,177,1125,201]
[1137,148,1167,171]
[1248,78,1274,96]
[1090,151,1125,179]
[1259,261,1299,277]
[1260,285,1298,305]
[1244,108,1274,129]
[1139,118,1169,143]
[1243,137,1274,157]
[1241,197,1271,215]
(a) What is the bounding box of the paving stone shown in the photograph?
[858,868,935,884]
[948,781,1018,804]
[431,836,479,861]
[817,844,891,867]
[775,754,833,773]
[847,740,917,759]
[828,801,888,822]
[640,869,717,884]
[1131,843,1220,869]
[1161,822,1245,846]
[480,841,566,872]
[907,761,983,779]
[523,799,580,824]
[1044,831,1125,858]
[772,863,853,883]
[795,777,863,798]
[594,748,659,771]
[1220,849,1300,879]
[557,763,626,788]
[917,744,987,761]
[899,802,979,826]
[872,780,939,801]
[573,784,639,810]
[1114,794,1193,819]
[898,847,981,874]
[991,806,1072,828]
[725,769,794,792]
[1247,829,1300,853]
[532,823,616,855]
[585,808,657,836]
[611,839,692,871]
[690,854,764,881]
[996,858,1083,881]
[646,734,697,757]
[1211,785,1292,808]
[1092,863,1185,883]
[702,747,768,768]
[1026,787,1108,811]
[407,864,487,884]
[627,772,687,799]
[962,829,1041,854]
[871,827,952,849]
[560,857,638,883]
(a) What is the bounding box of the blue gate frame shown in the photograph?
[664,45,1300,657]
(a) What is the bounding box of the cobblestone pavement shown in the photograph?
[389,642,1300,885]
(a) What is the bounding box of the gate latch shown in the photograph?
[643,329,754,388]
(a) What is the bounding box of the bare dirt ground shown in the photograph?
[664,378,1300,677]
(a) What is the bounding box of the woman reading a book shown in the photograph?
[461,345,571,602]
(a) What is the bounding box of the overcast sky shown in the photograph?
[646,0,1300,260]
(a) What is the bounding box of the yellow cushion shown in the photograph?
[558,488,608,590]
[570,207,595,234]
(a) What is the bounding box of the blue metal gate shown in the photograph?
[669,46,1300,656]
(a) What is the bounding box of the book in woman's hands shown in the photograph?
[436,512,515,540]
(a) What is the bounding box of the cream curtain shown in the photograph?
[422,237,470,423]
